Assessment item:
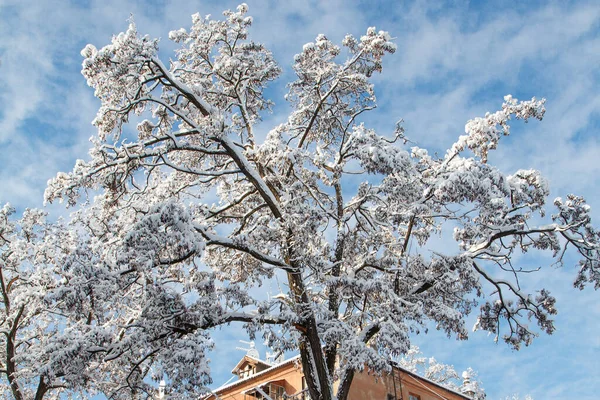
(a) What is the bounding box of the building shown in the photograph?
[204,347,472,400]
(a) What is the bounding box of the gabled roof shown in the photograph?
[211,354,472,400]
[213,354,301,394]
[390,360,472,400]
[231,354,273,375]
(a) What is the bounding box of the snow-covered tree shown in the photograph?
[397,346,485,399]
[502,395,533,400]
[44,4,600,400]
[397,346,461,389]
[0,204,96,399]
[460,367,486,400]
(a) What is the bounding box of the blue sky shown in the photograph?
[0,0,599,398]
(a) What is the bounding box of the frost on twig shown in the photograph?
[35,3,600,400]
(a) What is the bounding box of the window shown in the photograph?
[240,364,255,378]
[269,383,286,400]
[408,394,421,400]
[244,383,287,400]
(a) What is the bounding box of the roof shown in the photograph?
[210,354,472,400]
[212,354,301,395]
[391,361,472,400]
[230,355,273,374]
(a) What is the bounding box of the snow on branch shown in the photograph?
[32,4,600,399]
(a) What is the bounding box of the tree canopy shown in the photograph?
[2,4,597,400]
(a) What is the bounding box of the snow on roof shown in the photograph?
[213,354,301,394]
[230,354,273,374]
[211,354,471,400]
[391,361,472,400]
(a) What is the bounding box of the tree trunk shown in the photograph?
[6,305,25,400]
[34,376,48,400]
[287,271,333,400]
[336,368,355,400]
[6,335,23,400]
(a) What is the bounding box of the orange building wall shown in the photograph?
[210,361,304,400]
[211,360,469,400]
[348,368,469,400]
[346,368,388,399]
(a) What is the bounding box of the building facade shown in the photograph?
[204,352,472,400]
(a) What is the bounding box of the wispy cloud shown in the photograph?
[0,0,598,398]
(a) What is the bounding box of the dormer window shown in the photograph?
[241,364,256,378]
[232,355,273,380]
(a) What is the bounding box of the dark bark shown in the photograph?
[288,271,333,400]
[325,182,345,376]
[1,266,23,400]
[336,368,355,400]
[336,323,380,400]
[33,376,48,400]
[6,305,25,400]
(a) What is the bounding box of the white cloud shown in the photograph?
[0,0,599,398]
